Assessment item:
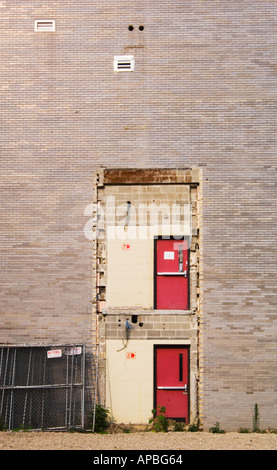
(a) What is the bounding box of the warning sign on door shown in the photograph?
[164,251,175,260]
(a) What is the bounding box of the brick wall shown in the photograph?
[0,1,276,429]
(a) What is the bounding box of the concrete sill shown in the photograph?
[104,308,194,316]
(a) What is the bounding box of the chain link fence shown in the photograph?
[0,344,92,431]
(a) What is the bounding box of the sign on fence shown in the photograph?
[47,349,62,359]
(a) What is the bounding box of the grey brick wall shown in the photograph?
[0,1,276,429]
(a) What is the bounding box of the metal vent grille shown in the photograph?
[35,20,55,32]
[114,55,135,72]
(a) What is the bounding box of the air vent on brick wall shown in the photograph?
[35,20,55,32]
[114,56,135,72]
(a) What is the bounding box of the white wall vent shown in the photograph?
[114,56,135,72]
[35,20,55,32]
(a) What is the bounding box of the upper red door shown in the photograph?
[155,346,189,421]
[155,238,189,309]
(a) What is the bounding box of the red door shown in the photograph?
[155,346,189,421]
[155,238,189,309]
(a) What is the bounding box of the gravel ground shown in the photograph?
[0,430,276,450]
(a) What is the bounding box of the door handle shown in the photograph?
[157,272,187,276]
[157,386,187,390]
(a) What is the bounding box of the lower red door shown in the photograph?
[155,346,189,421]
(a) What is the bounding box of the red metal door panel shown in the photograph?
[155,346,189,421]
[156,276,188,310]
[155,239,189,309]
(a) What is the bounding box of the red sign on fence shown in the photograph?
[47,349,62,359]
